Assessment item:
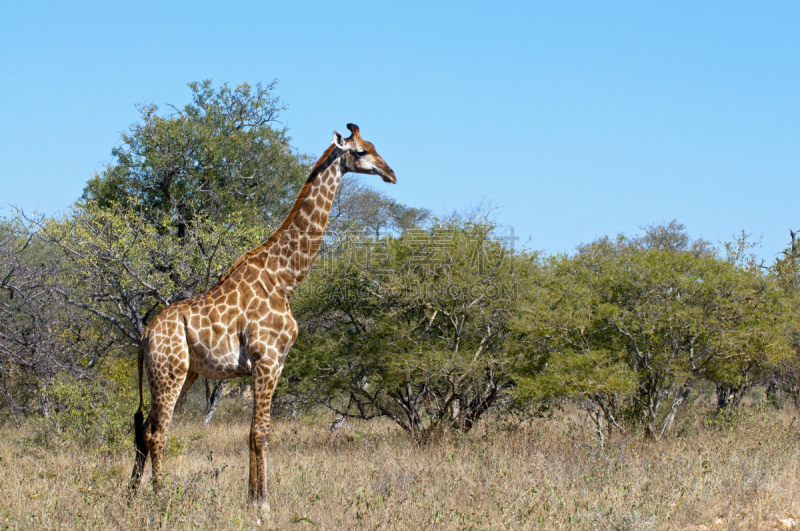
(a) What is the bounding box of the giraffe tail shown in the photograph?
[131,342,148,487]
[136,341,144,414]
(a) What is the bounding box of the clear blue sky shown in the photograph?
[2,1,798,261]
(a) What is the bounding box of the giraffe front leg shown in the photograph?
[248,355,282,512]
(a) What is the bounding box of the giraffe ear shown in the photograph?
[332,130,347,149]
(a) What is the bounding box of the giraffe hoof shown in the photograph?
[250,500,271,528]
[250,500,270,513]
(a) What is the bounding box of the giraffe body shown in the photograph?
[130,124,396,511]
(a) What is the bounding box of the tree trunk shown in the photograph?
[204,378,226,424]
[716,385,735,410]
[39,385,51,418]
[659,385,690,439]
[767,378,782,407]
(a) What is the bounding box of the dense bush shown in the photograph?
[513,228,795,445]
[29,357,140,452]
[286,217,521,440]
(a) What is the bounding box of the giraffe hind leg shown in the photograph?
[131,369,195,489]
[143,364,190,487]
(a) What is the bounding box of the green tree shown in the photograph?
[82,80,310,234]
[515,223,791,443]
[52,80,311,342]
[286,218,522,440]
[512,253,637,449]
[27,81,311,421]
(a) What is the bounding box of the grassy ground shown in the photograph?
[1,397,799,530]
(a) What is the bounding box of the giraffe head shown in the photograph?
[332,124,396,184]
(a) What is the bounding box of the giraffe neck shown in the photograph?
[268,151,343,294]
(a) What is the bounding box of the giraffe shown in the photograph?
[130,124,396,512]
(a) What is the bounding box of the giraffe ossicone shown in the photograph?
[130,124,397,510]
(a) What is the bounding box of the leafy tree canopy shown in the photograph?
[514,222,793,442]
[286,217,522,439]
[81,80,310,235]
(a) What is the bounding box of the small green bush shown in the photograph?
[30,356,141,452]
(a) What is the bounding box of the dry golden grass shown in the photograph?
[1,400,799,530]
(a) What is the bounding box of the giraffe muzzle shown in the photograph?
[380,167,397,184]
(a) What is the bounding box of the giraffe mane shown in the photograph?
[215,144,337,285]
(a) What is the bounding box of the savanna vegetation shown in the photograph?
[2,81,800,529]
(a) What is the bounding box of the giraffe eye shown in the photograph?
[355,150,368,157]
